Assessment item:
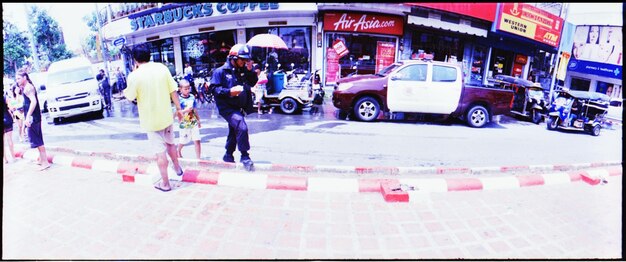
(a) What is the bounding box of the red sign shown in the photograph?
[332,39,349,58]
[405,3,497,22]
[515,54,528,64]
[375,41,396,73]
[497,3,564,47]
[325,48,340,84]
[323,12,404,36]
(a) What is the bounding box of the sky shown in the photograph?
[1,2,623,52]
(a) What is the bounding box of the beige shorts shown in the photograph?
[146,124,175,154]
[178,125,200,144]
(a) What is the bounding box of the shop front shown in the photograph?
[404,3,495,86]
[565,25,622,98]
[321,11,405,86]
[487,3,564,90]
[104,3,318,76]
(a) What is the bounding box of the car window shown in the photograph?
[394,64,427,81]
[48,67,95,86]
[433,65,457,82]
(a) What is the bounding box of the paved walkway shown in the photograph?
[3,159,622,259]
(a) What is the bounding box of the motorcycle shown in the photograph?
[194,68,214,104]
[546,89,609,136]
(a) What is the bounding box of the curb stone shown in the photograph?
[13,147,622,202]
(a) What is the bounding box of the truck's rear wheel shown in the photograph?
[466,105,489,128]
[353,97,380,122]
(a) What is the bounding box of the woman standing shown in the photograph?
[8,83,26,142]
[16,69,51,170]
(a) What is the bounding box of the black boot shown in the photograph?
[240,154,254,172]
[223,153,235,163]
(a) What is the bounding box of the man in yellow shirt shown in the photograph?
[124,44,184,192]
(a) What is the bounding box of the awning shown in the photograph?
[408,15,488,37]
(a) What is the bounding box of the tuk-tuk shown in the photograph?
[493,75,548,124]
[546,89,609,136]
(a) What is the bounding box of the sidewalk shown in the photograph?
[3,158,622,259]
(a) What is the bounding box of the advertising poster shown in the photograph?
[568,25,622,80]
[326,48,340,84]
[375,41,396,73]
[332,39,349,58]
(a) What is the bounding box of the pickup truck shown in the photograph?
[332,59,514,128]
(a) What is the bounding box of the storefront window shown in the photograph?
[326,33,397,78]
[570,77,590,91]
[469,45,487,86]
[180,30,237,76]
[489,48,513,77]
[144,38,175,75]
[530,50,556,90]
[246,26,312,73]
[410,31,464,62]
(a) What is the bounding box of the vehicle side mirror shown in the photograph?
[390,75,400,81]
[40,85,46,91]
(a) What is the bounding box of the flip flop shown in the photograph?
[39,164,52,171]
[176,169,184,176]
[154,183,172,192]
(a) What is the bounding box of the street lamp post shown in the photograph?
[549,3,570,103]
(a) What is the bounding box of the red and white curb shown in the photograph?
[14,148,622,202]
[40,145,622,175]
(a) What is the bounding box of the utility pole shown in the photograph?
[94,2,110,79]
[24,3,40,72]
[549,3,569,102]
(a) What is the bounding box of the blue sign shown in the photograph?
[113,37,126,47]
[567,59,622,80]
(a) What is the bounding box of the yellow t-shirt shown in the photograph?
[124,62,178,132]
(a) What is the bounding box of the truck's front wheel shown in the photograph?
[466,105,489,128]
[353,97,380,122]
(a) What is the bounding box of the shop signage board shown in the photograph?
[556,52,570,81]
[323,12,404,36]
[405,3,497,22]
[113,36,126,47]
[326,48,340,84]
[375,41,396,73]
[332,39,349,58]
[130,3,280,31]
[496,3,564,47]
[567,25,622,80]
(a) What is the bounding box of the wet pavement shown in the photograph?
[2,159,622,259]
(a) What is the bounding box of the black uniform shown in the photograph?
[210,61,258,158]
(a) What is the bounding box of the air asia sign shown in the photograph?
[323,12,404,36]
[130,3,279,31]
[496,3,563,47]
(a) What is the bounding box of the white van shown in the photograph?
[46,57,103,124]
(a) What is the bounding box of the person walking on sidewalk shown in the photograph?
[16,69,51,171]
[176,79,202,159]
[210,44,258,171]
[124,43,185,192]
[98,69,113,110]
[3,93,16,163]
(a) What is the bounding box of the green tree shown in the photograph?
[28,5,74,69]
[81,11,98,62]
[3,20,31,77]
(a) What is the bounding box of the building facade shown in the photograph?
[100,3,576,92]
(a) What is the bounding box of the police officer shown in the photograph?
[210,44,258,171]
